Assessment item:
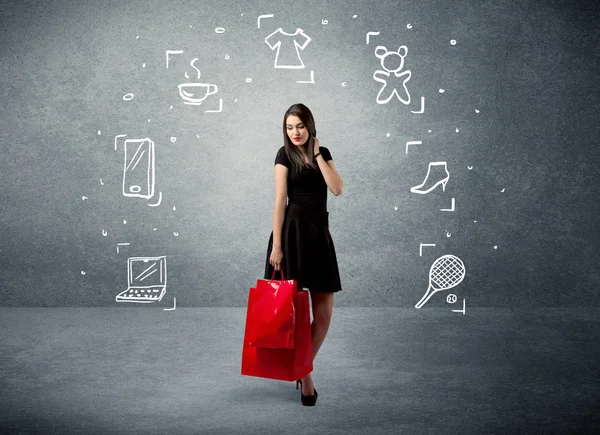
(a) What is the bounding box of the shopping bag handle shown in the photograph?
[271,267,285,281]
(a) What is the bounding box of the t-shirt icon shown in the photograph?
[265,27,312,69]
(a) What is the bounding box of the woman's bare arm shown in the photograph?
[272,164,288,248]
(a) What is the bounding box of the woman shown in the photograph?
[264,103,344,406]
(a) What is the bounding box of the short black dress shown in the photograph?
[264,146,342,293]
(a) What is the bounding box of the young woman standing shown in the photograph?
[264,103,344,406]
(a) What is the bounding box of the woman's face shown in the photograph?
[286,115,308,149]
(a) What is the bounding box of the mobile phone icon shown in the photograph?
[121,138,155,199]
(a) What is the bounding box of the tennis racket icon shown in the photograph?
[415,254,466,309]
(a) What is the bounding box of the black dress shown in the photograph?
[264,146,342,292]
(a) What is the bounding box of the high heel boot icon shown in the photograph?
[410,161,450,194]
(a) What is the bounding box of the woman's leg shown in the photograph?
[301,291,334,394]
[309,291,335,360]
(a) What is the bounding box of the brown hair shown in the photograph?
[282,103,318,172]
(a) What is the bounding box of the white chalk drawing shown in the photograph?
[102,229,107,236]
[405,140,422,154]
[467,166,473,170]
[113,135,161,205]
[373,45,411,105]
[296,69,315,84]
[148,191,163,207]
[114,134,126,151]
[265,28,311,69]
[321,19,328,25]
[447,294,457,303]
[450,39,457,45]
[205,98,223,113]
[439,89,445,93]
[177,58,220,111]
[257,14,274,29]
[419,243,436,257]
[407,23,412,29]
[123,93,134,101]
[215,27,225,33]
[164,297,176,311]
[100,178,104,185]
[116,243,130,254]
[446,231,451,237]
[366,31,380,44]
[166,50,183,68]
[441,198,455,212]
[82,196,88,201]
[410,162,449,194]
[116,256,167,303]
[114,135,156,199]
[415,254,465,309]
[452,298,466,314]
[410,96,425,114]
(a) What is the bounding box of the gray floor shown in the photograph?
[1,307,598,435]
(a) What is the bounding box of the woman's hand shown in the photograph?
[270,247,283,271]
[313,137,320,157]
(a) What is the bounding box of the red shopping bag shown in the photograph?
[241,269,313,382]
[246,272,296,349]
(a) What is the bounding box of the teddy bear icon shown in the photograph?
[372,45,411,105]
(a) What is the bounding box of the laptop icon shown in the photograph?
[116,256,167,303]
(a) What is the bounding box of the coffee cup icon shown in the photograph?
[178,83,218,105]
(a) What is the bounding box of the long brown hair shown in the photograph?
[282,103,318,172]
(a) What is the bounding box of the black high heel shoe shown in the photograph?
[295,379,318,406]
